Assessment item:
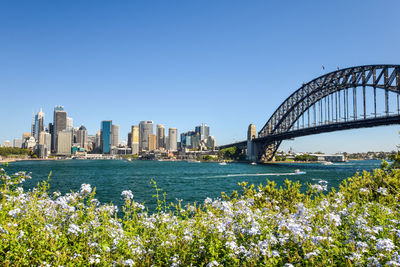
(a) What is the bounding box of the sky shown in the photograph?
[1,0,400,153]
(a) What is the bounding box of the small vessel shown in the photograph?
[322,161,333,165]
[126,158,132,162]
[219,161,227,165]
[294,169,306,174]
[250,162,257,165]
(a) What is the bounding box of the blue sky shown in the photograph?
[1,1,399,153]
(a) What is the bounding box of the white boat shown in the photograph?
[322,161,333,165]
[126,158,132,162]
[250,162,257,165]
[294,169,306,174]
[219,162,227,165]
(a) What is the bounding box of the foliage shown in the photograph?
[294,154,318,162]
[219,147,245,161]
[1,160,400,265]
[0,147,30,157]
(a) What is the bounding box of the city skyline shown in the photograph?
[1,1,400,153]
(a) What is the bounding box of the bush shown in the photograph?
[0,162,400,265]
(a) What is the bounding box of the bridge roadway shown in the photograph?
[217,114,400,151]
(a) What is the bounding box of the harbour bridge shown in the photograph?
[218,64,400,162]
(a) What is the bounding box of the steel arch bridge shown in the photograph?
[219,64,400,162]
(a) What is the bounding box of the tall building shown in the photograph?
[101,121,112,154]
[130,125,139,155]
[139,121,153,152]
[22,132,31,141]
[156,124,165,150]
[111,124,119,147]
[13,139,23,148]
[148,134,157,152]
[2,140,12,147]
[33,108,45,140]
[168,128,178,152]
[53,106,67,152]
[195,123,210,141]
[248,124,257,140]
[39,132,52,157]
[66,117,73,131]
[77,125,88,149]
[57,130,72,155]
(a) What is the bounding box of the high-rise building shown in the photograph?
[57,130,72,155]
[195,123,210,141]
[156,124,165,150]
[2,140,12,147]
[39,132,52,157]
[101,120,112,154]
[13,139,23,148]
[248,124,256,140]
[22,132,31,141]
[139,121,153,152]
[53,106,67,152]
[130,125,139,155]
[77,125,88,149]
[180,130,197,149]
[148,134,157,152]
[168,128,178,152]
[111,124,119,147]
[33,108,45,140]
[66,117,73,131]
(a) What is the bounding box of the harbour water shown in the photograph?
[3,159,382,210]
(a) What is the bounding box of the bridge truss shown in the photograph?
[257,65,400,161]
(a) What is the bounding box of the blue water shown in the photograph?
[3,159,382,210]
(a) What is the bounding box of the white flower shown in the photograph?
[80,184,92,195]
[204,197,212,205]
[377,187,387,195]
[123,259,134,266]
[376,238,395,252]
[121,190,134,200]
[89,254,100,264]
[67,223,82,236]
[360,188,369,193]
[207,260,220,267]
[8,208,21,218]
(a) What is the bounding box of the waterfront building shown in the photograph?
[131,125,139,155]
[57,130,72,155]
[32,108,45,140]
[39,131,52,147]
[165,136,170,150]
[53,106,67,153]
[156,124,165,150]
[148,134,157,152]
[168,128,178,152]
[13,139,23,148]
[180,130,197,149]
[2,140,12,147]
[101,120,112,154]
[139,121,153,152]
[248,124,257,140]
[76,125,88,149]
[127,133,132,148]
[195,123,210,141]
[111,124,119,147]
[23,136,36,149]
[37,144,49,159]
[22,132,31,141]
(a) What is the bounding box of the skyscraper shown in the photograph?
[53,106,67,152]
[57,130,72,155]
[168,128,178,152]
[130,125,139,155]
[139,121,153,152]
[111,124,119,147]
[77,125,88,149]
[148,134,157,152]
[156,124,165,150]
[101,120,112,154]
[195,123,210,141]
[66,117,73,131]
[33,108,45,140]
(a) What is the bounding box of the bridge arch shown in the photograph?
[257,65,400,161]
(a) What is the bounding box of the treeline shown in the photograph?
[294,154,317,161]
[0,147,31,157]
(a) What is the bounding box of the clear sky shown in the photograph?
[1,1,400,153]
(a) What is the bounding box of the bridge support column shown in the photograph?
[246,140,257,162]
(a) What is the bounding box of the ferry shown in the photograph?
[294,169,306,174]
[219,161,227,166]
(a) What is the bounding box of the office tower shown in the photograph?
[130,125,139,155]
[195,123,210,141]
[77,125,88,149]
[180,130,197,149]
[168,128,178,152]
[139,121,153,152]
[148,134,157,152]
[57,130,72,155]
[101,120,112,154]
[165,136,170,150]
[66,117,73,131]
[53,106,67,152]
[248,124,256,140]
[95,130,101,150]
[32,108,45,140]
[13,139,23,148]
[111,124,119,147]
[156,124,165,150]
[127,133,132,148]
[22,133,31,141]
[39,132,52,157]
